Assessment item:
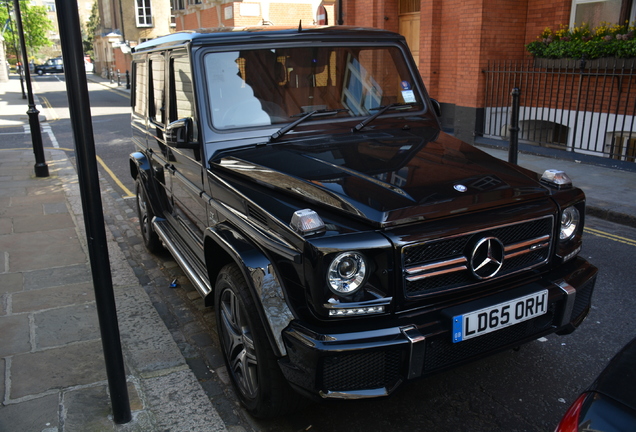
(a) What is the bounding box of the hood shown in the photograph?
[211,129,549,227]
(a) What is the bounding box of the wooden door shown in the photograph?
[399,12,420,66]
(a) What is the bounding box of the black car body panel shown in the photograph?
[557,337,636,431]
[129,26,597,411]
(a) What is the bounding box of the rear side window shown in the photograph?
[149,54,165,125]
[132,60,148,117]
[169,54,198,141]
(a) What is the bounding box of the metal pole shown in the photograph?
[12,0,48,177]
[54,0,131,424]
[508,87,520,165]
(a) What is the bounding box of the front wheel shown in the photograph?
[135,180,162,253]
[215,264,301,418]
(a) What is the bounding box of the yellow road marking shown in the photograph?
[39,96,60,122]
[584,227,636,247]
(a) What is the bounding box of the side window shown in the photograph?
[133,60,148,117]
[149,54,165,125]
[170,54,198,141]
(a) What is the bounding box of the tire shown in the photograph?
[37,69,43,76]
[215,264,300,418]
[135,179,162,253]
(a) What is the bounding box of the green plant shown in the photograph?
[526,22,636,59]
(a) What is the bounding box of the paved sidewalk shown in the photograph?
[0,76,228,430]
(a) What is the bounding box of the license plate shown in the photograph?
[452,290,548,343]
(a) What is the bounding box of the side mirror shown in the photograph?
[166,118,197,149]
[430,99,442,118]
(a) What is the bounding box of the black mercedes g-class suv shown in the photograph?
[129,26,597,417]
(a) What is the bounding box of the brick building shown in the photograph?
[94,0,174,77]
[339,0,635,145]
[172,0,334,30]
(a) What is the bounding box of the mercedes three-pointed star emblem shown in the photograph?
[469,236,505,280]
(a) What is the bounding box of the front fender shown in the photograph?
[205,224,295,357]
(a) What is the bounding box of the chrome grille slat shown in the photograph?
[402,216,554,297]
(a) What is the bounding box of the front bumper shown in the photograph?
[279,257,597,400]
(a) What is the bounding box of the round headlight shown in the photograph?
[560,206,580,241]
[327,252,367,295]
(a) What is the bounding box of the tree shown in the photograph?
[0,0,54,61]
[83,1,99,59]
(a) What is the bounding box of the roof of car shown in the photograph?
[132,25,405,53]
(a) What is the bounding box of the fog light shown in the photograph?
[328,306,385,316]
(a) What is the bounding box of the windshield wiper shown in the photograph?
[269,108,349,142]
[352,102,420,132]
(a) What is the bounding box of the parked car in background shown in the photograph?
[129,26,598,418]
[34,57,63,75]
[556,337,636,432]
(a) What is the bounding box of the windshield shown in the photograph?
[204,46,423,130]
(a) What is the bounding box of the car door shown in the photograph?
[166,49,207,259]
[146,52,172,209]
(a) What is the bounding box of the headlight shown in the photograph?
[327,252,367,295]
[560,206,580,241]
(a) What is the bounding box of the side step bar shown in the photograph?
[152,217,212,298]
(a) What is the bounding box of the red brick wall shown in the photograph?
[268,3,313,26]
[346,0,575,110]
[114,48,131,74]
[184,10,199,29]
[200,7,220,28]
[525,1,571,44]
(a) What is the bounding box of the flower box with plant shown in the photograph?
[526,22,636,59]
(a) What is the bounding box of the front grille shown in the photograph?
[572,276,595,321]
[424,304,557,372]
[321,351,402,391]
[403,216,554,297]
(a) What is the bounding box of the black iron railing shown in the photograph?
[482,58,636,163]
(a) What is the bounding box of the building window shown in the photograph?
[570,0,635,28]
[136,0,153,27]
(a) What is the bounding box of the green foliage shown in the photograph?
[527,22,636,59]
[0,0,54,59]
[83,1,100,58]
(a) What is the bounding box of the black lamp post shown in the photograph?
[12,0,48,177]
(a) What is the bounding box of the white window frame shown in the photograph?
[136,0,153,28]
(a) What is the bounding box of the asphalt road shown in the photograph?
[29,73,136,198]
[20,75,636,431]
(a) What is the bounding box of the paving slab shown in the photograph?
[12,281,94,314]
[23,263,92,290]
[0,228,86,272]
[0,218,12,235]
[0,393,60,432]
[9,340,107,400]
[0,314,31,357]
[0,272,24,295]
[13,213,75,233]
[34,303,101,348]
